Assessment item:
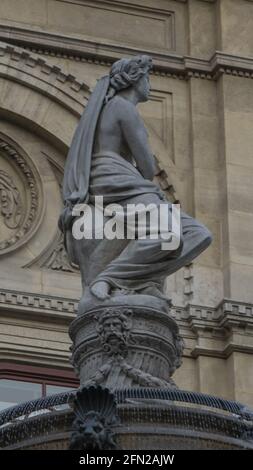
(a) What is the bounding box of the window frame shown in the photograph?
[0,362,79,399]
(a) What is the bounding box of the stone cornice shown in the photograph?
[188,300,253,358]
[1,289,253,360]
[0,24,185,77]
[0,288,252,329]
[1,24,253,81]
[191,343,253,359]
[0,40,91,126]
[0,288,77,322]
[187,300,253,331]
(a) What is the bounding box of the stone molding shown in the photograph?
[0,40,90,114]
[0,288,78,319]
[1,26,253,81]
[1,286,253,332]
[0,288,253,363]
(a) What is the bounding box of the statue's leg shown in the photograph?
[160,210,212,276]
[89,203,212,295]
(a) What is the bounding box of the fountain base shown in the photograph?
[1,388,252,450]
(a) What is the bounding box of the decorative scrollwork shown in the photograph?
[0,137,41,254]
[0,170,22,229]
[43,234,78,273]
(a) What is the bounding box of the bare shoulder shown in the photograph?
[115,95,138,113]
[101,96,126,122]
[112,95,142,123]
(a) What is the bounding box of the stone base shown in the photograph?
[1,388,253,450]
[69,298,184,388]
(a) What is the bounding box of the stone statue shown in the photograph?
[59,55,212,309]
[60,55,212,388]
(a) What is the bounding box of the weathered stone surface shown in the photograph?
[69,302,183,389]
[1,388,253,450]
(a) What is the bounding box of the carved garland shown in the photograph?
[0,139,40,253]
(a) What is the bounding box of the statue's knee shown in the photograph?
[200,226,213,248]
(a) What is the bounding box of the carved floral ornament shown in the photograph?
[0,137,43,254]
[0,170,22,229]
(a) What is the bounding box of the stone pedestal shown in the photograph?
[69,299,184,389]
[1,388,253,450]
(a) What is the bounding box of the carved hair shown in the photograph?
[105,55,152,103]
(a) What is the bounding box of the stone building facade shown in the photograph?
[0,0,253,408]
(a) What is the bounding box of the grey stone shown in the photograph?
[59,55,212,304]
[69,303,184,389]
[59,55,212,388]
[69,386,119,450]
[1,388,253,450]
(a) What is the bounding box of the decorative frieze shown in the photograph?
[1,287,253,328]
[0,288,253,362]
[0,41,90,110]
[1,26,253,81]
[0,288,78,317]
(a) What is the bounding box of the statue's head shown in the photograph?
[96,309,132,356]
[107,55,152,103]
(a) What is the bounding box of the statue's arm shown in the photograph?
[119,101,156,180]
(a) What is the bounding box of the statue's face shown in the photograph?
[103,316,123,339]
[134,73,151,103]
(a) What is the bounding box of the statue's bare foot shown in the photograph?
[90,281,110,300]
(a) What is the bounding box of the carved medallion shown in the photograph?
[0,137,42,254]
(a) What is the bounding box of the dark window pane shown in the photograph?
[46,385,75,395]
[0,379,42,411]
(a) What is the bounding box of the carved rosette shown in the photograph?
[0,137,42,254]
[69,304,184,389]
